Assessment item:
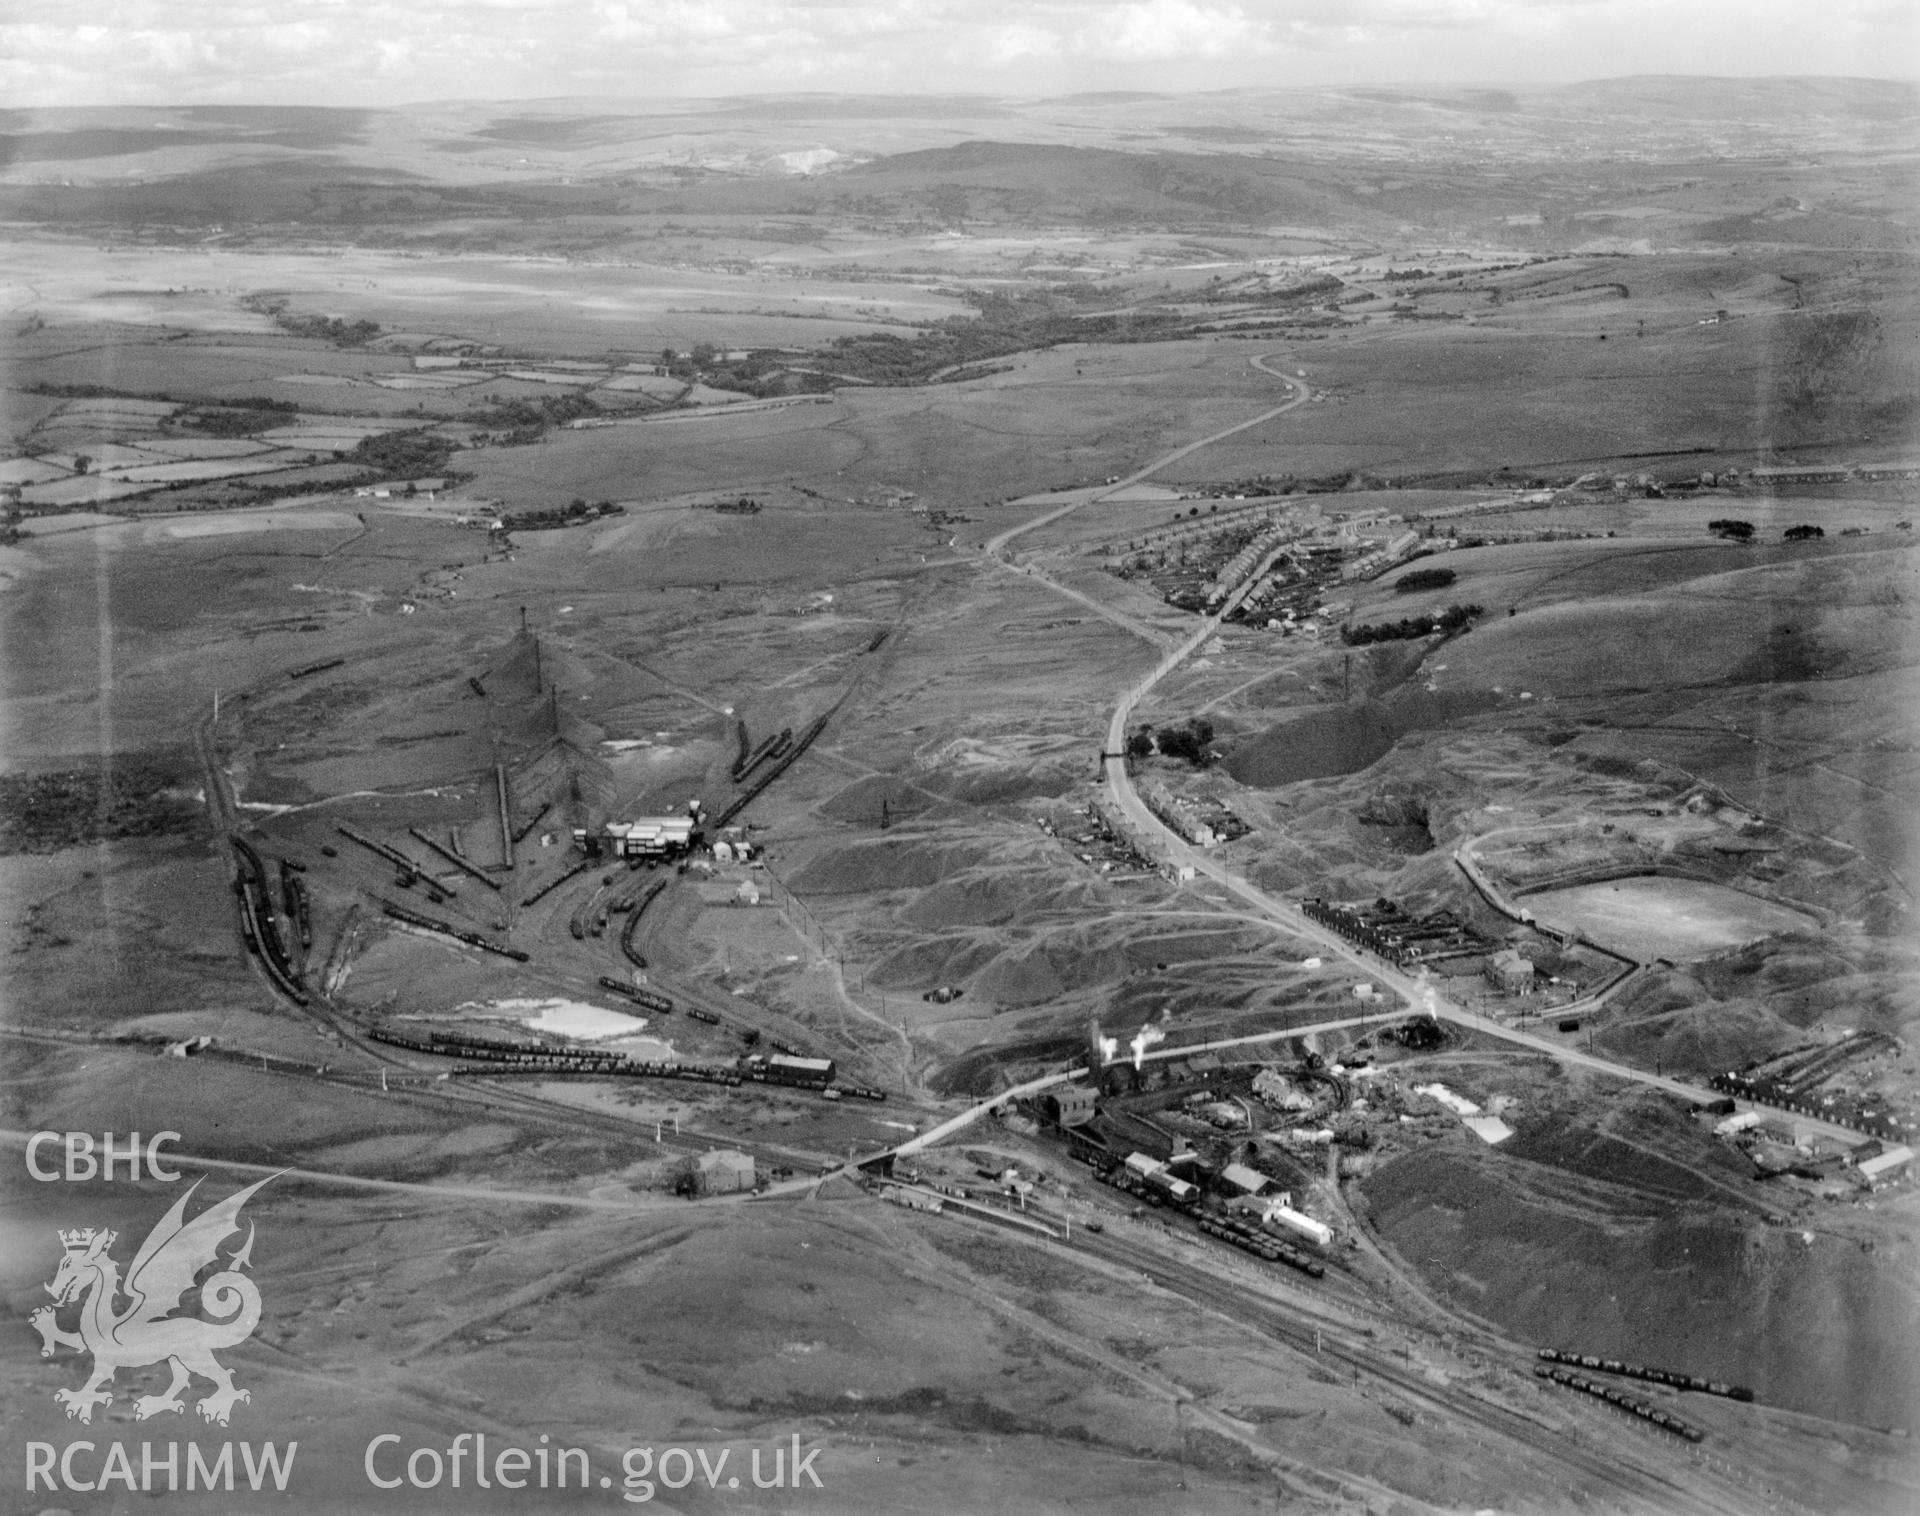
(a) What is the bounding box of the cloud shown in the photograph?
[0,0,1911,107]
[1087,0,1275,61]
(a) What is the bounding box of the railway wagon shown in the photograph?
[730,727,792,782]
[747,1052,835,1089]
[380,900,531,962]
[597,976,674,1013]
[1198,1214,1326,1278]
[1536,1349,1753,1402]
[1534,1366,1705,1442]
[369,1027,743,1087]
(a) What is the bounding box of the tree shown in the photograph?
[1784,523,1825,541]
[72,454,91,475]
[1708,518,1754,541]
[1155,717,1216,767]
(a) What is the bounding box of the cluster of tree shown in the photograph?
[181,398,299,436]
[696,496,762,515]
[1708,518,1755,541]
[1332,1113,1374,1149]
[245,294,381,347]
[277,313,382,347]
[1783,523,1825,541]
[1339,604,1482,645]
[498,499,624,532]
[1386,1017,1446,1051]
[470,391,600,442]
[933,361,1015,386]
[24,381,126,398]
[1392,566,1457,592]
[817,284,1186,386]
[708,359,831,400]
[1127,717,1216,767]
[659,346,706,378]
[350,427,456,480]
[1193,273,1344,306]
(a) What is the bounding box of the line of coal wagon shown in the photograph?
[365,1025,885,1102]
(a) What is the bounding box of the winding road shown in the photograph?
[983,353,1311,559]
[975,350,1829,1130]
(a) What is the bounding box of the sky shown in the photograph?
[1,0,1915,108]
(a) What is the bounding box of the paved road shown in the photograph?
[1105,679,1739,1106]
[966,353,1764,1116]
[1136,1011,1399,1064]
[1093,504,1874,1144]
[983,357,1311,559]
[891,1070,1083,1155]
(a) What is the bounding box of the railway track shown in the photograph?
[449,1076,842,1172]
[1078,1226,1745,1516]
[618,874,670,967]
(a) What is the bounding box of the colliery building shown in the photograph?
[575,815,696,860]
[744,1052,836,1089]
[695,1149,756,1195]
[1045,1085,1099,1128]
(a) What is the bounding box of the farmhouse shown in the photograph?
[695,1149,756,1195]
[1485,948,1536,994]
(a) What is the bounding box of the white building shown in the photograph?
[1414,1082,1481,1117]
[1263,1203,1333,1247]
[1856,1145,1912,1187]
[578,815,695,860]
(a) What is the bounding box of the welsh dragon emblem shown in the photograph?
[29,1174,273,1426]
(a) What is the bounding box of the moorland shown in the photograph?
[3,78,1918,1515]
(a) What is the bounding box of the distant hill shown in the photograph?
[3,76,1912,182]
[747,140,1388,228]
[0,78,1910,246]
